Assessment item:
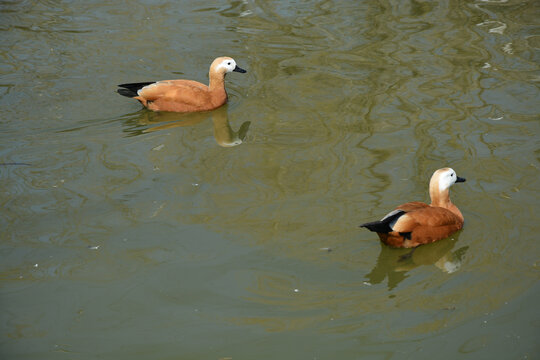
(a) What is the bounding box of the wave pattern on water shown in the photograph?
[1,0,539,357]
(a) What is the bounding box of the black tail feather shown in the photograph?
[117,82,156,97]
[360,210,405,233]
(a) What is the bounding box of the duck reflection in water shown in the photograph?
[122,106,250,147]
[365,237,468,290]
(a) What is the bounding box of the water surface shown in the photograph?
[1,0,539,358]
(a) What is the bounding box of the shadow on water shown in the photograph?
[120,106,251,147]
[365,235,469,291]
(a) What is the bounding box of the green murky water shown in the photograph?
[1,0,539,358]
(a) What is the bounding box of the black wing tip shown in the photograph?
[117,81,155,88]
[117,88,137,97]
[117,81,155,97]
[359,220,390,233]
[116,82,156,96]
[359,221,375,228]
[360,210,406,233]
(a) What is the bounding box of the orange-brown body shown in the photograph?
[360,168,466,248]
[117,57,246,112]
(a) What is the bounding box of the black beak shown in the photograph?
[233,65,247,73]
[456,176,466,183]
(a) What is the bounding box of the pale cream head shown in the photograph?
[436,168,456,192]
[211,57,242,74]
[431,167,465,192]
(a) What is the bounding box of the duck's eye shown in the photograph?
[227,62,231,65]
[451,173,454,177]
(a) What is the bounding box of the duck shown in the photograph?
[117,56,246,112]
[360,168,466,248]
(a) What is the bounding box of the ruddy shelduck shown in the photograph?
[360,168,466,248]
[117,57,246,112]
